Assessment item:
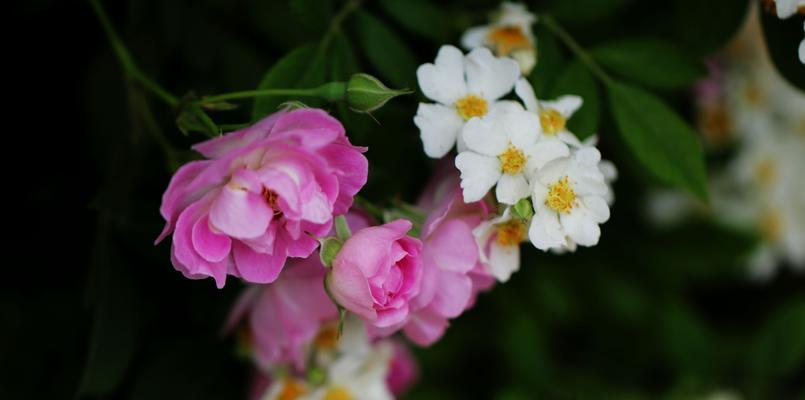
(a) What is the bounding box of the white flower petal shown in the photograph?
[574,146,602,167]
[540,95,583,118]
[462,115,508,156]
[514,78,538,111]
[525,140,570,173]
[414,103,464,158]
[488,242,520,282]
[496,173,531,205]
[560,209,600,247]
[775,0,802,19]
[583,195,610,223]
[557,131,583,147]
[455,152,502,202]
[465,47,520,101]
[536,157,571,184]
[461,26,490,50]
[416,45,467,105]
[503,107,541,149]
[528,201,566,251]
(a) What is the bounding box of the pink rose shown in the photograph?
[225,255,338,370]
[156,108,368,288]
[327,219,423,329]
[402,162,495,346]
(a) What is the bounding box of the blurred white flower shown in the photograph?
[528,147,611,251]
[455,101,569,204]
[414,45,520,158]
[774,0,805,18]
[461,2,537,74]
[473,208,524,282]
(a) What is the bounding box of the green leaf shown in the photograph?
[529,25,565,98]
[751,301,805,378]
[376,0,450,42]
[289,0,333,37]
[760,10,805,92]
[351,10,417,88]
[591,38,707,89]
[252,44,326,121]
[671,0,750,55]
[549,61,600,140]
[608,81,708,199]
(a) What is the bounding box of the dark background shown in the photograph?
[5,0,804,399]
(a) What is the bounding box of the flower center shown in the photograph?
[455,94,488,120]
[499,144,526,175]
[262,187,283,216]
[278,378,307,400]
[487,25,531,56]
[313,324,339,350]
[546,176,577,213]
[323,386,353,400]
[754,159,777,186]
[760,211,781,242]
[539,108,566,135]
[496,220,526,247]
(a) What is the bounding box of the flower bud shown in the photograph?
[512,197,534,221]
[345,73,411,113]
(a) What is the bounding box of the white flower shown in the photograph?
[774,0,805,19]
[455,101,569,204]
[462,2,537,74]
[515,78,585,147]
[472,208,524,282]
[414,45,520,158]
[528,147,611,251]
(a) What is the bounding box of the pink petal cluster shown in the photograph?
[327,220,424,329]
[401,163,495,345]
[156,109,368,288]
[225,255,338,370]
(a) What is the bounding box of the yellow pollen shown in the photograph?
[754,159,777,186]
[496,220,526,247]
[499,144,526,175]
[760,212,781,242]
[546,176,577,213]
[323,386,352,400]
[487,25,531,56]
[313,324,339,350]
[278,378,307,400]
[455,94,488,120]
[539,108,566,135]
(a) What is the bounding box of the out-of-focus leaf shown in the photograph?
[671,0,751,55]
[608,82,708,199]
[78,246,140,397]
[660,303,716,377]
[252,44,324,120]
[591,38,707,89]
[351,10,418,88]
[377,0,450,42]
[549,61,600,140]
[760,10,805,92]
[290,0,333,37]
[751,301,805,378]
[529,25,565,98]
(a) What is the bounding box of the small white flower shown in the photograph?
[515,78,585,148]
[774,0,805,19]
[414,45,520,158]
[455,101,569,204]
[528,147,611,251]
[462,2,537,74]
[473,208,525,282]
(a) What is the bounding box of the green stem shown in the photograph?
[320,0,363,50]
[540,15,615,86]
[89,0,180,107]
[198,88,321,105]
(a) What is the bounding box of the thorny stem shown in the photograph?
[89,0,180,107]
[540,15,616,86]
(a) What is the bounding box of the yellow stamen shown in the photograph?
[754,159,777,186]
[313,324,339,350]
[487,25,531,56]
[760,211,781,242]
[496,220,526,247]
[323,386,352,400]
[455,94,488,120]
[546,176,576,213]
[278,378,307,400]
[499,144,527,175]
[539,108,566,135]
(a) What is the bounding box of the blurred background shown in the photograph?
[5,0,804,399]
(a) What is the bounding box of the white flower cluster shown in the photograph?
[414,5,616,258]
[652,11,805,280]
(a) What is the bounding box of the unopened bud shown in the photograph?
[345,73,411,113]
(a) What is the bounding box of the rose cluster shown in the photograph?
[156,2,616,398]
